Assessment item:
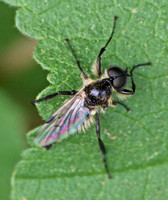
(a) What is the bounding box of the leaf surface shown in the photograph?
[3,0,168,199]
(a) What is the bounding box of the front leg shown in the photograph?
[93,16,118,78]
[116,62,151,96]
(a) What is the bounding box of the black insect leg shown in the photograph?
[32,90,77,105]
[113,100,131,112]
[117,62,151,95]
[96,16,118,78]
[44,144,53,150]
[65,39,88,79]
[96,112,112,179]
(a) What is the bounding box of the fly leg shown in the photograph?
[112,100,131,112]
[96,112,112,179]
[95,16,118,78]
[116,62,151,95]
[32,90,77,105]
[65,39,88,79]
[44,144,53,150]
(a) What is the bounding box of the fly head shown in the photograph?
[107,66,127,90]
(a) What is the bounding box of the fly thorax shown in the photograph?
[84,79,112,106]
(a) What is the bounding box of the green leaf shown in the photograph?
[3,0,168,199]
[0,90,25,200]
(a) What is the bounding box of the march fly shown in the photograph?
[32,16,151,179]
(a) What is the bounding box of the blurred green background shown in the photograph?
[0,2,48,199]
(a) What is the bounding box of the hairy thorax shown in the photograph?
[84,79,112,109]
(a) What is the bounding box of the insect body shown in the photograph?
[33,16,151,178]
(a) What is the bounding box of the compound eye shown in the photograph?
[107,66,127,89]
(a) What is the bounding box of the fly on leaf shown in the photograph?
[32,16,151,179]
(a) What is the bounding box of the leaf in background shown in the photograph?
[0,90,25,200]
[3,0,168,199]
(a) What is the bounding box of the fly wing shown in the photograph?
[34,90,90,147]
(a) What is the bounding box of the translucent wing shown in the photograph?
[34,90,90,147]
